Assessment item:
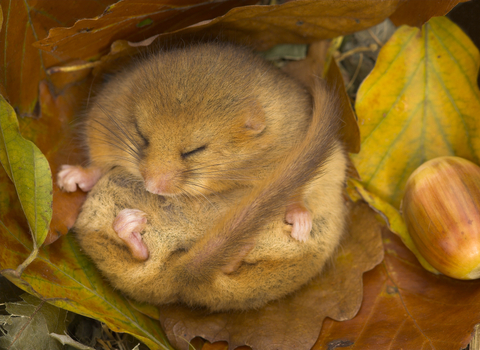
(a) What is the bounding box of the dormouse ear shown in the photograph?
[244,99,266,135]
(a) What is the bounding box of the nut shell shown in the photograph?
[402,156,480,279]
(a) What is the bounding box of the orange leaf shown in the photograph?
[315,228,480,349]
[34,0,407,62]
[0,0,117,116]
[146,0,406,52]
[33,0,258,61]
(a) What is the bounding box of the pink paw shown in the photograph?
[57,165,102,192]
[113,209,149,261]
[285,203,312,243]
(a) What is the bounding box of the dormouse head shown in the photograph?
[87,43,304,197]
[133,95,270,197]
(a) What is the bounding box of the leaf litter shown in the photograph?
[0,293,67,350]
[1,1,480,349]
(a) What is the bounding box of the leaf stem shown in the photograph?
[15,248,39,276]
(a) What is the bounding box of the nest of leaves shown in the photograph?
[1,1,480,350]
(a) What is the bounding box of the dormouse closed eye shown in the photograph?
[134,121,150,146]
[181,145,207,158]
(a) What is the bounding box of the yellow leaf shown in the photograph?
[0,95,52,247]
[352,16,480,208]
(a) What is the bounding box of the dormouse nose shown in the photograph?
[143,169,179,195]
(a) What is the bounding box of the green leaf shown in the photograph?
[259,44,308,61]
[0,95,52,247]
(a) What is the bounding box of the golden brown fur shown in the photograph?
[74,144,347,311]
[68,43,348,311]
[84,43,313,196]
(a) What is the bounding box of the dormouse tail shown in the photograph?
[173,77,342,285]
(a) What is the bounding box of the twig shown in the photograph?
[345,53,363,91]
[46,61,101,75]
[335,44,377,62]
[368,28,384,47]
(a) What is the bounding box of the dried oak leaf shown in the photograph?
[315,227,480,350]
[0,0,117,116]
[152,0,406,51]
[158,201,384,350]
[32,0,258,61]
[0,293,68,350]
[34,0,407,61]
[37,66,99,244]
[389,0,469,27]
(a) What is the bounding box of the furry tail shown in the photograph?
[173,78,342,285]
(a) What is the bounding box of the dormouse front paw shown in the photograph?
[285,203,312,243]
[57,165,102,192]
[113,209,149,261]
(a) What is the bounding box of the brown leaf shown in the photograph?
[283,40,360,153]
[34,76,92,244]
[0,0,117,116]
[34,0,406,62]
[389,0,469,27]
[141,0,407,52]
[315,227,480,349]
[282,41,330,86]
[33,0,258,61]
[158,201,384,350]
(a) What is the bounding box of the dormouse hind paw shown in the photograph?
[113,209,149,261]
[285,203,312,243]
[57,165,102,192]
